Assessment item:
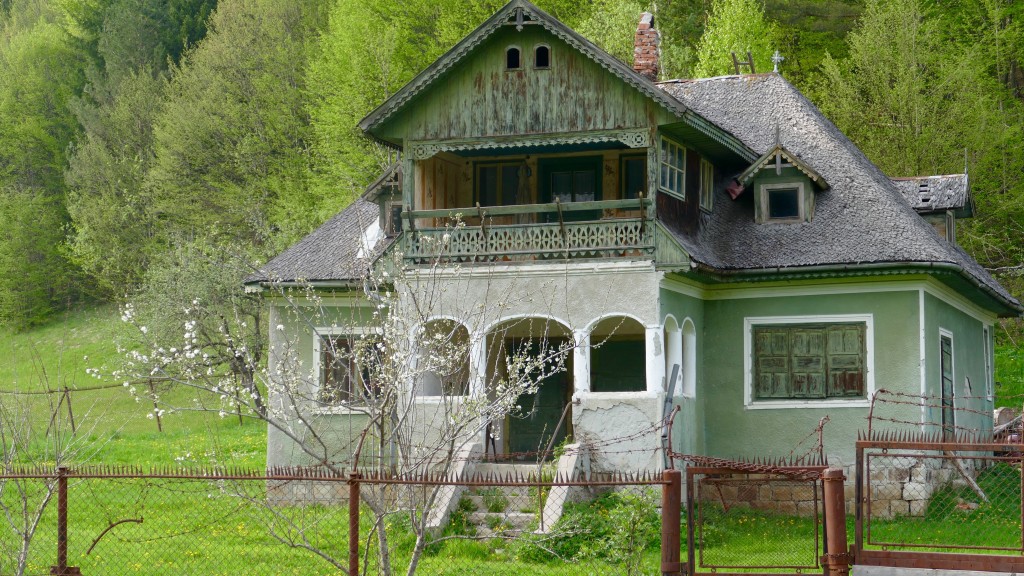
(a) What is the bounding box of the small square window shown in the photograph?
[768,188,800,219]
[759,182,806,223]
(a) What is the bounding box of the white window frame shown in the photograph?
[743,314,874,410]
[939,327,956,435]
[760,181,805,223]
[983,325,993,403]
[312,327,376,414]
[699,158,714,213]
[659,137,685,198]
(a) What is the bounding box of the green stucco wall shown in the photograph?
[266,299,377,470]
[922,292,993,435]
[659,284,705,459]
[698,289,920,467]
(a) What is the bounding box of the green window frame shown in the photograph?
[659,137,685,198]
[752,322,866,401]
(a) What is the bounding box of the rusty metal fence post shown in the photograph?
[349,473,360,576]
[661,468,682,576]
[50,466,81,576]
[822,468,851,576]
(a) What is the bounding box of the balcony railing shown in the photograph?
[400,198,654,264]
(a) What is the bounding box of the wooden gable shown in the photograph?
[373,26,676,144]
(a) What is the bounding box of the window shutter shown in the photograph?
[826,325,865,397]
[754,328,790,399]
[790,327,826,398]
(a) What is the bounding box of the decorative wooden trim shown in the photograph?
[407,130,650,159]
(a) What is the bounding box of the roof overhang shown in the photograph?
[737,145,828,190]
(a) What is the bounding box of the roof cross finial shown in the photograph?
[772,50,784,73]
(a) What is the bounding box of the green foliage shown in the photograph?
[479,487,510,513]
[147,0,324,249]
[0,17,87,328]
[694,0,780,77]
[65,70,165,296]
[575,0,649,68]
[514,489,660,567]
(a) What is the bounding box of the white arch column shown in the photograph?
[646,326,666,393]
[469,331,488,398]
[573,329,591,397]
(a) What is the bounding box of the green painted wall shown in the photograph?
[659,283,705,459]
[700,290,920,467]
[266,299,378,469]
[377,26,674,142]
[922,293,992,435]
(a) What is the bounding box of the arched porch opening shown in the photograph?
[485,317,574,460]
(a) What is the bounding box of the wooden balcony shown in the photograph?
[400,198,654,264]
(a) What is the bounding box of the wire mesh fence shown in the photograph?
[684,463,827,576]
[0,466,675,576]
[855,433,1024,573]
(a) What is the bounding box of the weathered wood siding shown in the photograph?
[377,26,673,142]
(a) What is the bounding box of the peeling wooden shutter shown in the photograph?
[754,327,790,399]
[791,327,826,398]
[826,324,865,397]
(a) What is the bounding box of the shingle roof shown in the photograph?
[245,199,391,285]
[658,73,1018,311]
[891,174,971,214]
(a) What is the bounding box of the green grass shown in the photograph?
[0,304,266,468]
[867,463,1022,552]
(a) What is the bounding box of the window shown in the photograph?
[760,181,805,222]
[506,47,521,69]
[534,45,550,68]
[659,137,685,197]
[620,154,647,199]
[940,330,955,439]
[476,162,524,207]
[385,201,403,236]
[316,334,382,405]
[699,158,714,212]
[745,315,873,408]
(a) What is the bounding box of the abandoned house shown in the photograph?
[246,0,1022,480]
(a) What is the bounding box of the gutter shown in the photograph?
[691,260,1023,316]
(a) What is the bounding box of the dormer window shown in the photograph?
[506,47,521,69]
[535,45,550,68]
[737,144,827,224]
[761,182,805,222]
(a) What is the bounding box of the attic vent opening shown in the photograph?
[535,45,550,68]
[506,47,521,69]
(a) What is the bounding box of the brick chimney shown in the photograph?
[633,12,660,82]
